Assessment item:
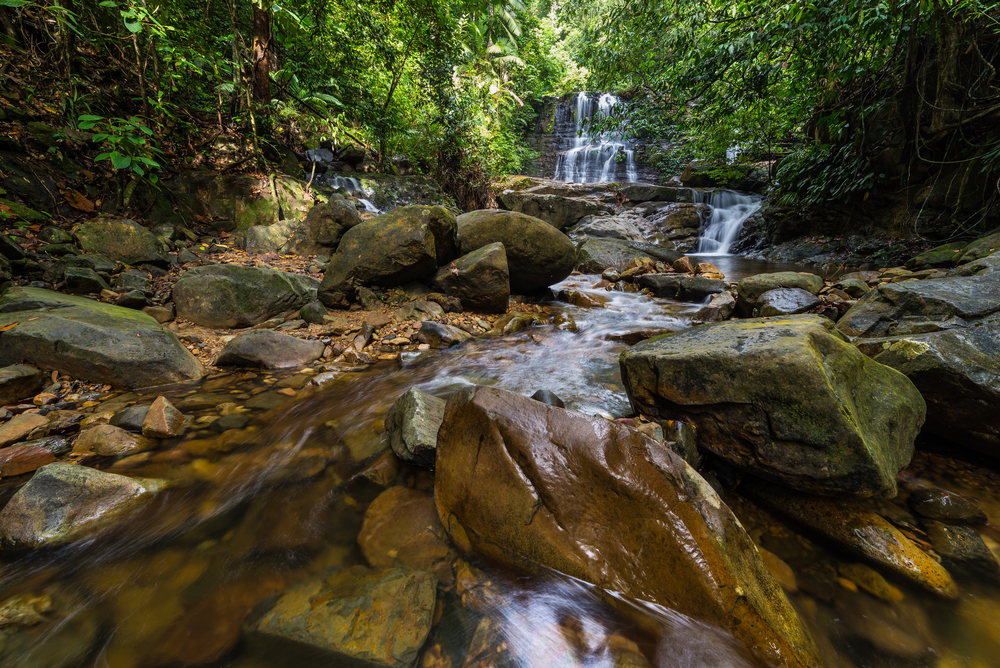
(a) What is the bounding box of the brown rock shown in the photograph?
[73,424,150,456]
[696,262,724,280]
[0,445,56,477]
[31,392,59,406]
[672,256,695,274]
[358,486,456,587]
[142,396,185,438]
[434,386,820,668]
[0,413,49,447]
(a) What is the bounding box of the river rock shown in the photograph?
[216,330,324,369]
[414,321,471,348]
[385,388,446,469]
[63,267,109,294]
[358,487,455,584]
[567,213,647,242]
[959,231,1000,264]
[0,365,46,405]
[693,292,736,322]
[0,462,167,549]
[620,315,925,498]
[908,488,987,524]
[430,242,509,313]
[172,265,319,328]
[754,287,822,317]
[435,386,821,668]
[736,272,824,315]
[392,300,444,322]
[457,210,576,292]
[142,396,185,438]
[747,480,958,597]
[71,216,170,265]
[0,444,56,476]
[284,194,363,254]
[110,405,149,432]
[247,565,436,667]
[0,413,49,448]
[318,205,458,305]
[618,184,696,203]
[637,274,727,302]
[923,521,1000,582]
[0,288,204,389]
[498,192,614,229]
[905,241,968,269]
[530,389,565,408]
[575,238,682,273]
[72,424,150,456]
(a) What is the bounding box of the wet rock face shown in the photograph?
[385,387,446,470]
[620,315,925,498]
[414,321,471,348]
[456,210,576,292]
[430,242,510,313]
[0,463,167,550]
[574,238,682,273]
[216,330,324,369]
[318,205,458,304]
[754,287,822,317]
[172,264,319,328]
[0,287,205,389]
[735,272,824,315]
[248,565,436,667]
[434,386,821,668]
[637,274,726,302]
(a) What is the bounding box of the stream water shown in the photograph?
[2,258,1000,668]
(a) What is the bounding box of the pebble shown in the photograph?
[32,393,59,406]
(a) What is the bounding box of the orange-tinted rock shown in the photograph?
[0,445,56,477]
[671,256,695,274]
[359,486,456,587]
[0,413,48,448]
[696,262,724,280]
[142,396,186,438]
[434,386,821,668]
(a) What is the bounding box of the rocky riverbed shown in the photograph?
[1,182,1000,668]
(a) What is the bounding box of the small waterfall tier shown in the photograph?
[696,191,762,255]
[553,92,637,184]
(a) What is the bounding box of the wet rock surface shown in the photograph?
[435,386,821,668]
[216,330,325,368]
[385,387,446,469]
[621,315,925,497]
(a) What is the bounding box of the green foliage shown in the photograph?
[77,115,163,183]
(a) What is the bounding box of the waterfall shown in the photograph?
[553,92,637,184]
[695,191,762,255]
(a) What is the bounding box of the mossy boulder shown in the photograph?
[72,216,169,266]
[905,241,968,269]
[959,232,1000,264]
[620,315,925,498]
[0,287,205,389]
[172,265,319,328]
[497,191,614,229]
[456,209,576,292]
[430,242,509,313]
[435,386,821,668]
[282,194,363,255]
[318,205,458,305]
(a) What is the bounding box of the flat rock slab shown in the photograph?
[216,330,324,369]
[0,287,205,389]
[0,462,168,550]
[172,265,319,328]
[435,386,820,668]
[385,387,446,469]
[248,565,436,667]
[498,191,614,229]
[620,315,925,498]
[747,480,958,598]
[755,287,821,316]
[0,364,46,406]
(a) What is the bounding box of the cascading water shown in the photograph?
[695,191,762,255]
[553,92,637,183]
[317,174,380,212]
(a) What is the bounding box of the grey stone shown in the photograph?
[638,274,727,302]
[736,272,824,315]
[72,216,170,266]
[392,301,444,322]
[63,267,109,294]
[216,330,324,369]
[498,191,614,229]
[173,265,319,328]
[414,321,471,348]
[754,287,822,317]
[385,388,447,469]
[430,242,509,313]
[110,405,150,432]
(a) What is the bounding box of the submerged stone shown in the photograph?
[435,386,821,668]
[620,315,925,498]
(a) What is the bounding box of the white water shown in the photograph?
[695,191,762,255]
[554,93,637,184]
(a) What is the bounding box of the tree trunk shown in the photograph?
[251,0,271,105]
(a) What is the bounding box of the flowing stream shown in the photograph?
[1,262,999,668]
[695,191,762,255]
[553,92,638,184]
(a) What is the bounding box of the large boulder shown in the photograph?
[754,287,822,317]
[319,205,458,305]
[736,272,824,315]
[71,216,170,265]
[0,287,204,389]
[282,194,363,255]
[637,274,727,302]
[172,265,319,328]
[216,330,324,368]
[567,213,647,242]
[456,210,576,292]
[618,184,697,203]
[0,463,167,549]
[435,386,821,668]
[247,565,436,667]
[498,191,614,229]
[620,315,925,498]
[430,242,509,313]
[575,238,681,273]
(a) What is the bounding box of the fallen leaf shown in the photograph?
[63,188,95,212]
[0,322,18,332]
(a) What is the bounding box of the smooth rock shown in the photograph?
[392,300,444,322]
[431,242,510,313]
[385,388,446,470]
[62,267,109,294]
[0,462,167,549]
[173,265,319,328]
[959,231,1000,264]
[414,321,471,348]
[0,413,49,448]
[0,365,46,406]
[72,424,149,456]
[0,444,56,477]
[637,274,727,302]
[142,305,174,324]
[456,210,576,292]
[283,195,363,255]
[908,488,987,524]
[923,520,1000,582]
[0,288,205,389]
[754,287,822,317]
[435,386,821,668]
[693,291,736,322]
[747,480,958,598]
[248,565,436,667]
[905,242,968,269]
[216,330,324,369]
[109,405,149,432]
[298,300,328,324]
[575,238,681,274]
[142,396,185,438]
[498,191,614,229]
[530,389,565,408]
[736,272,824,315]
[72,216,170,265]
[620,315,925,498]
